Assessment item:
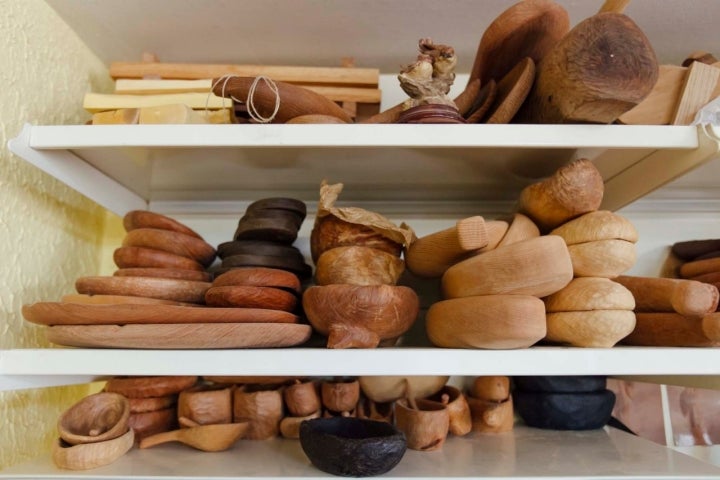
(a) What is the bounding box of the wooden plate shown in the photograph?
[22,302,299,325]
[47,323,313,349]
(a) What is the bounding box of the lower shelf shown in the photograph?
[3,426,719,479]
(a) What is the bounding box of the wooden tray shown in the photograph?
[46,323,312,349]
[23,302,299,326]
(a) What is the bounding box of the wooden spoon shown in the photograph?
[468,0,569,86]
[139,422,249,452]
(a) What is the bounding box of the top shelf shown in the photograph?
[9,124,720,216]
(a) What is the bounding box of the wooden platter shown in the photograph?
[46,323,313,349]
[22,302,299,326]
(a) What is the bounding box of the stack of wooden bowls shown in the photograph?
[303,214,420,348]
[74,210,215,305]
[517,159,638,348]
[205,268,301,314]
[213,198,312,280]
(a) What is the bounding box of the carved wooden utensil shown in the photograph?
[53,429,134,470]
[468,0,569,86]
[139,422,248,452]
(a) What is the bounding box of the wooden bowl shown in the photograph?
[321,379,360,413]
[310,215,402,263]
[426,295,546,349]
[122,228,216,267]
[303,285,419,348]
[514,389,616,430]
[544,277,635,312]
[545,310,636,347]
[315,246,405,286]
[212,267,301,293]
[205,286,298,311]
[113,246,205,271]
[178,385,233,425]
[470,376,510,402]
[394,398,449,451]
[52,429,134,470]
[567,239,636,278]
[425,385,472,436]
[124,210,201,239]
[58,392,130,445]
[299,417,406,477]
[550,210,638,245]
[466,395,514,434]
[441,236,573,298]
[114,267,211,282]
[359,376,448,403]
[233,384,284,440]
[284,380,321,417]
[513,376,607,394]
[105,376,198,398]
[128,407,177,441]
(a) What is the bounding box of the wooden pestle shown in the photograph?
[615,276,719,317]
[405,216,489,278]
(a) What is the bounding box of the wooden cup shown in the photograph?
[425,385,472,436]
[178,385,233,425]
[233,385,284,440]
[394,398,450,451]
[321,379,360,413]
[466,394,514,434]
[470,376,511,402]
[283,380,321,417]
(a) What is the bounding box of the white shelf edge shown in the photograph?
[23,124,701,149]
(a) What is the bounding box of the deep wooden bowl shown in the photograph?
[299,417,406,477]
[315,246,405,286]
[310,215,403,263]
[58,392,130,445]
[514,389,616,430]
[205,285,298,311]
[303,285,419,348]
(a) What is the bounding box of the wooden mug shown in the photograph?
[394,398,450,451]
[321,378,360,413]
[466,394,514,434]
[178,384,233,425]
[233,384,284,440]
[425,385,472,436]
[283,379,321,417]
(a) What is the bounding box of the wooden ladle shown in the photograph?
[138,422,249,452]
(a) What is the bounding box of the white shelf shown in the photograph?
[3,426,719,479]
[2,347,720,391]
[8,124,720,216]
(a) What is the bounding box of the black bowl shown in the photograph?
[299,417,406,477]
[513,375,606,393]
[514,389,616,430]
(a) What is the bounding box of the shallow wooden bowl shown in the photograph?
[76,276,210,304]
[426,295,546,349]
[113,246,205,272]
[303,285,419,348]
[442,236,573,298]
[550,210,638,245]
[299,417,406,477]
[545,310,636,347]
[310,215,402,263]
[359,376,449,403]
[122,228,216,267]
[544,277,635,312]
[53,429,134,470]
[315,246,405,286]
[205,285,298,311]
[212,267,301,292]
[567,239,636,278]
[58,392,130,445]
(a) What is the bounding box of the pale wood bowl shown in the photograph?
[567,239,636,278]
[315,246,405,286]
[544,277,636,312]
[442,236,573,298]
[58,392,130,445]
[550,210,638,245]
[426,295,547,349]
[178,385,233,425]
[546,310,636,347]
[303,285,420,348]
[53,429,134,470]
[359,376,448,403]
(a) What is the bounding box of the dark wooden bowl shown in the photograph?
[299,417,406,477]
[513,376,606,393]
[514,389,615,430]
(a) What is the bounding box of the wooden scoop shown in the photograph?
[139,422,249,452]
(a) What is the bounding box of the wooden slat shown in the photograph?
[672,61,720,125]
[617,65,687,125]
[110,62,379,87]
[83,92,230,113]
[115,79,381,103]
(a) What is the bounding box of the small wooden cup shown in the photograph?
[425,385,472,436]
[394,398,449,451]
[466,394,514,434]
[284,379,321,417]
[233,384,284,440]
[178,384,233,425]
[321,379,360,413]
[470,376,510,402]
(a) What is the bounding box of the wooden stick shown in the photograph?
[110,62,379,87]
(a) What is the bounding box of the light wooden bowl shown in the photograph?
[359,376,448,403]
[546,310,636,347]
[53,429,134,470]
[58,392,130,445]
[441,236,573,298]
[550,210,637,245]
[426,295,546,349]
[567,239,636,278]
[315,246,405,286]
[310,215,402,262]
[544,277,635,312]
[303,285,420,348]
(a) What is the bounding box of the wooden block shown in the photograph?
[109,62,379,88]
[139,104,208,124]
[91,108,140,125]
[84,92,229,113]
[671,61,720,125]
[617,65,687,125]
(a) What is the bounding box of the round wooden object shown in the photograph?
[465,395,514,434]
[680,257,720,279]
[241,208,304,229]
[550,210,638,245]
[485,57,535,124]
[233,217,300,244]
[397,104,466,124]
[221,253,312,278]
[114,246,205,272]
[106,376,198,398]
[114,268,211,282]
[545,310,636,347]
[567,239,636,278]
[321,380,360,412]
[284,380,321,417]
[303,285,420,348]
[441,235,573,298]
[61,294,195,307]
[614,275,718,317]
[544,277,635,312]
[426,295,546,349]
[315,246,405,286]
[122,228,216,266]
[58,392,130,445]
[178,385,233,425]
[217,240,303,260]
[310,215,402,263]
[52,429,134,470]
[245,197,307,216]
[672,239,720,261]
[394,399,449,451]
[205,286,298,311]
[124,210,201,239]
[212,267,301,292]
[128,396,177,414]
[75,276,210,304]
